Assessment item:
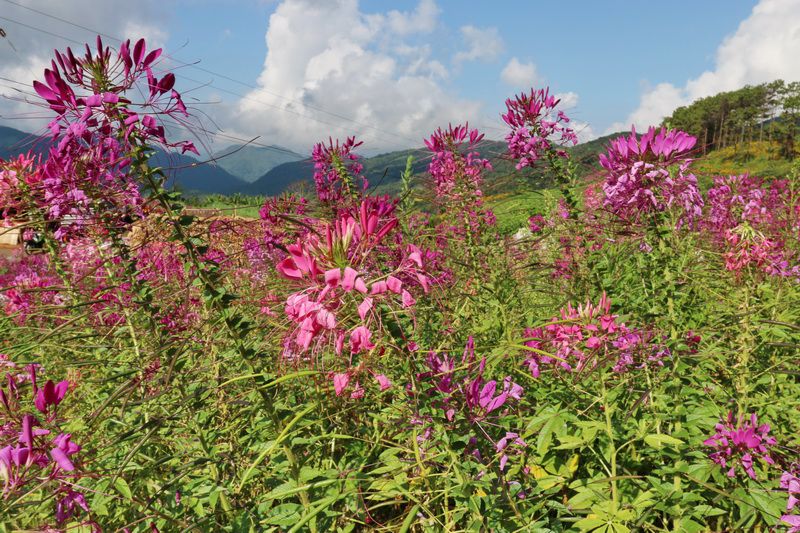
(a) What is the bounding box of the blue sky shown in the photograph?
[2,0,798,154]
[164,0,755,131]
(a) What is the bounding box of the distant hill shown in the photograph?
[3,123,629,197]
[211,144,303,183]
[693,140,795,185]
[149,151,248,195]
[0,125,246,195]
[248,133,625,196]
[0,126,47,159]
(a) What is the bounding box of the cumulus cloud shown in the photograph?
[386,0,440,35]
[552,92,596,143]
[611,0,800,133]
[229,0,483,154]
[501,58,537,88]
[0,0,165,129]
[453,25,504,66]
[555,91,579,110]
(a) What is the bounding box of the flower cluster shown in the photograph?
[502,87,578,170]
[600,126,703,226]
[722,225,800,279]
[782,466,800,531]
[521,293,669,378]
[0,359,93,526]
[0,252,64,325]
[415,338,525,469]
[4,37,197,242]
[705,175,799,279]
[275,199,429,396]
[703,412,776,479]
[425,124,491,205]
[312,136,367,208]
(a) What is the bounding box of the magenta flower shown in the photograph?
[374,374,391,391]
[502,87,577,170]
[55,489,90,523]
[600,126,703,227]
[349,326,375,354]
[782,515,800,533]
[425,124,491,207]
[333,373,349,396]
[703,412,776,479]
[496,432,527,471]
[521,293,668,378]
[311,136,366,207]
[782,469,800,512]
[34,380,69,418]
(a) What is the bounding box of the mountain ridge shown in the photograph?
[2,124,626,197]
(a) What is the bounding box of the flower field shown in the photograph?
[1,37,799,532]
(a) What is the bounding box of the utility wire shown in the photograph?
[0,0,421,147]
[0,13,409,152]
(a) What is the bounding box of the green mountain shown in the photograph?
[3,123,628,198]
[0,126,47,159]
[0,125,248,195]
[211,144,303,183]
[248,133,626,196]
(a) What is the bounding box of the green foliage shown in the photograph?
[664,79,800,156]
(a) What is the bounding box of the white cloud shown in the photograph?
[229,0,483,154]
[613,0,800,133]
[122,21,168,51]
[386,0,440,35]
[501,57,537,88]
[571,121,597,143]
[555,91,579,110]
[453,25,504,66]
[552,93,596,143]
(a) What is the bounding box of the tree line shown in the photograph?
[663,80,800,157]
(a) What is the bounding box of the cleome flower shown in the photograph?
[703,412,777,480]
[600,126,703,227]
[502,87,578,170]
[521,293,669,378]
[274,198,428,397]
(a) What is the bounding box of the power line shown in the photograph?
[0,15,415,154]
[0,0,420,148]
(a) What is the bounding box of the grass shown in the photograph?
[694,141,795,184]
[485,189,562,234]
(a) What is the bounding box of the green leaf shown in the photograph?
[644,434,685,449]
[113,477,132,500]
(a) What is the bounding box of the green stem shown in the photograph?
[602,380,618,507]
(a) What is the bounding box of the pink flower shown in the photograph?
[370,281,388,295]
[600,126,702,227]
[496,432,527,471]
[425,124,491,207]
[782,470,800,512]
[386,275,403,294]
[34,379,69,417]
[782,515,800,533]
[521,294,668,378]
[311,136,366,207]
[349,326,375,354]
[374,374,391,391]
[55,489,89,524]
[401,290,416,308]
[357,297,373,320]
[502,87,577,170]
[333,373,349,396]
[350,382,365,399]
[703,412,777,479]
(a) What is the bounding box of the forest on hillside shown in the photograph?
[665,80,800,156]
